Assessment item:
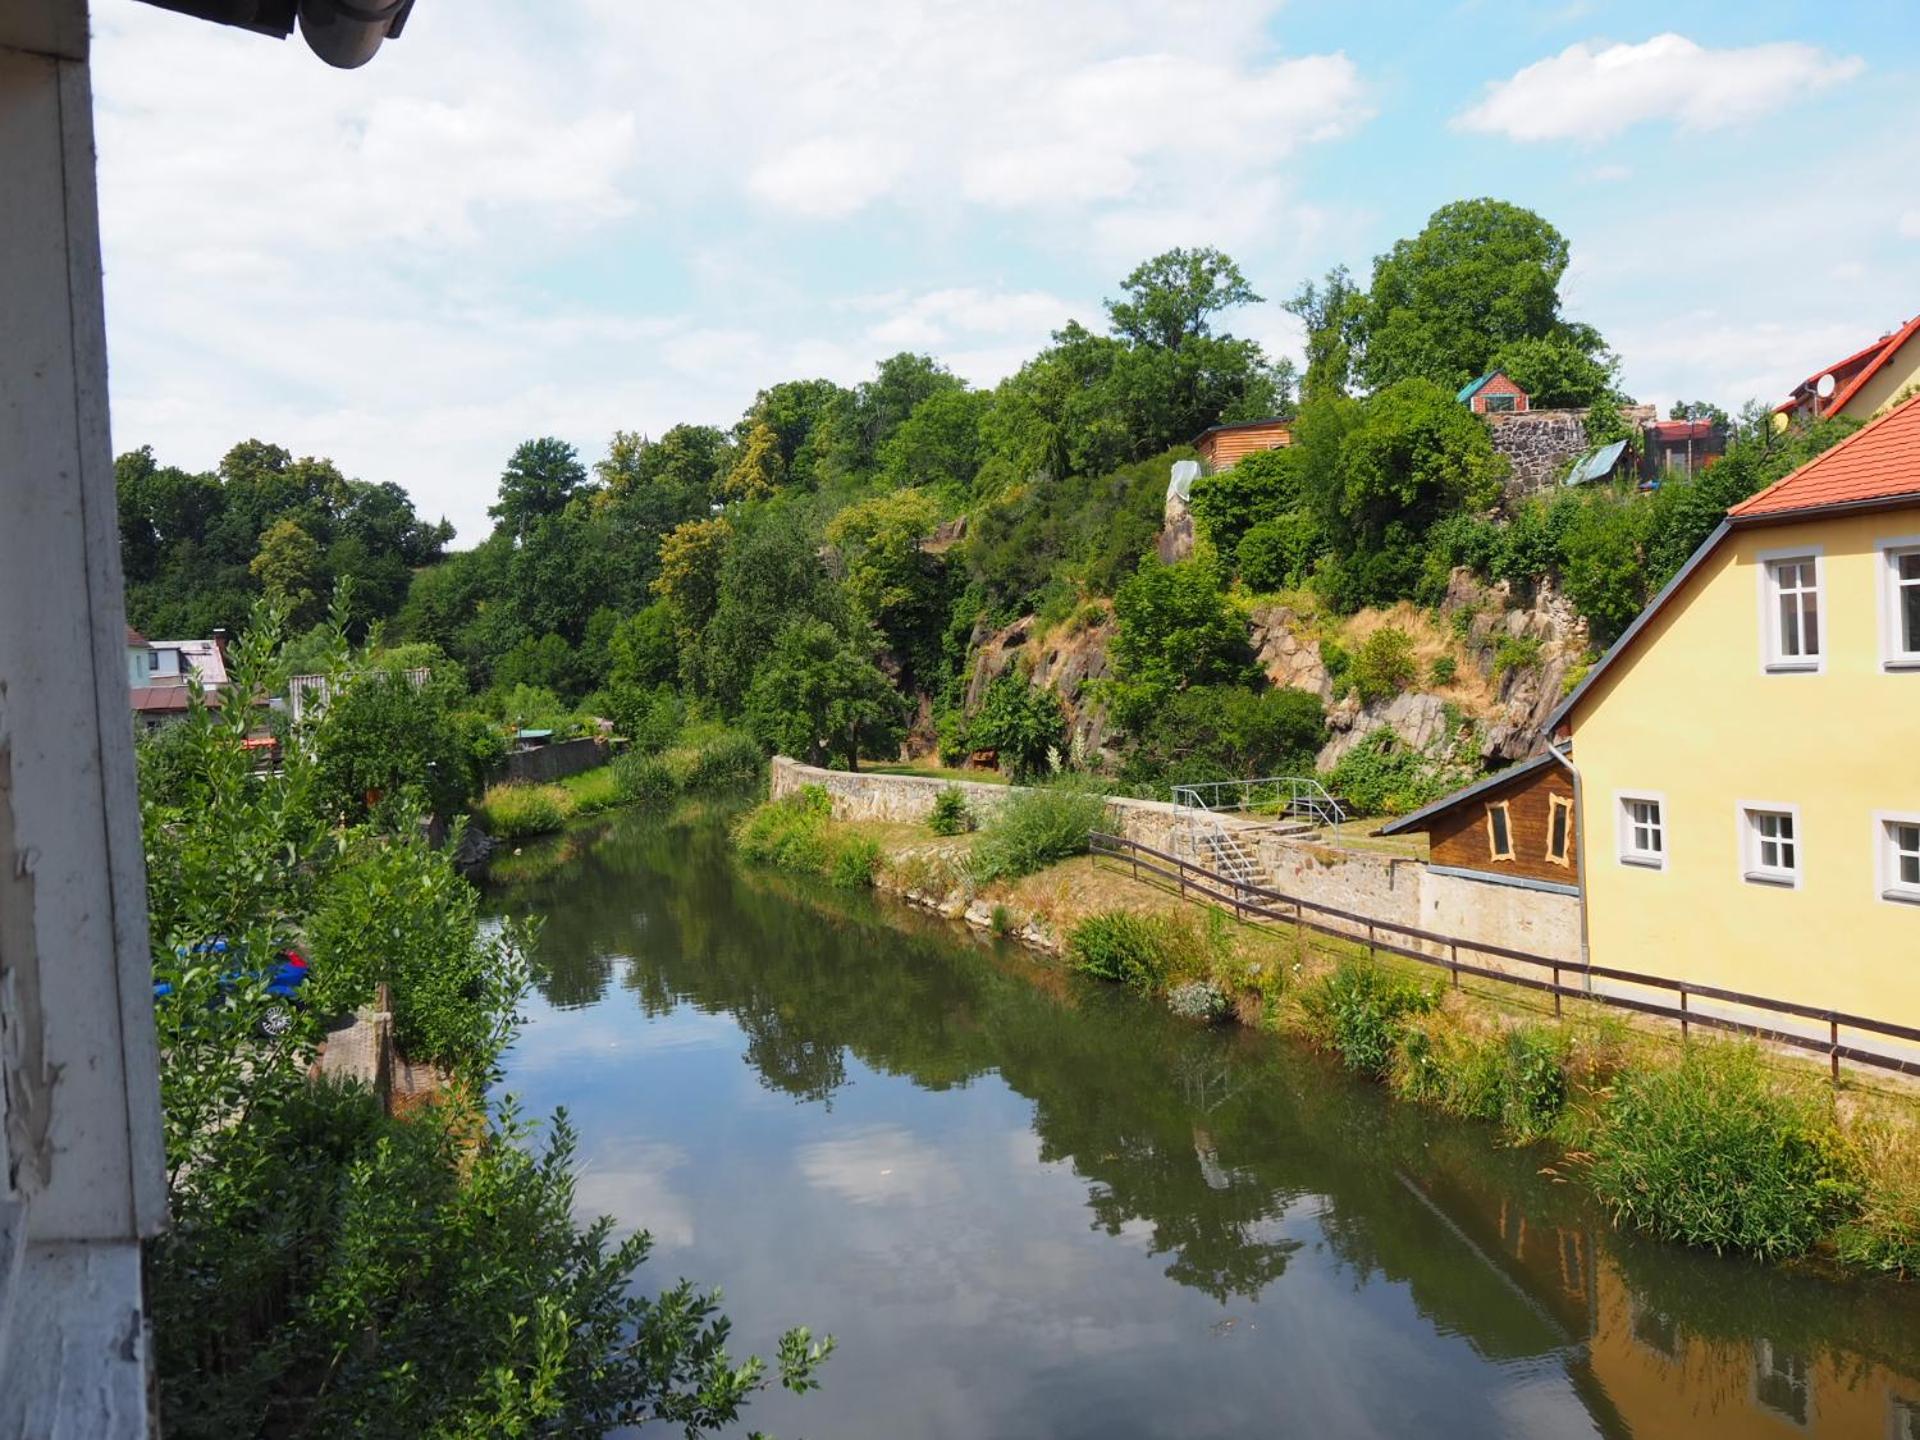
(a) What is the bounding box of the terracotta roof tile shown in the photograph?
[1729,390,1920,519]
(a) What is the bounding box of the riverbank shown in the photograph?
[733,774,1920,1280]
[473,728,763,843]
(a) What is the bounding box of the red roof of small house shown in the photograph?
[1728,389,1920,519]
[126,624,149,647]
[131,686,197,713]
[1774,315,1920,416]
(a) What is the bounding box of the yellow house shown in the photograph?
[1775,313,1920,426]
[1547,392,1920,1031]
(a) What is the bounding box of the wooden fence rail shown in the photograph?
[1090,831,1920,1082]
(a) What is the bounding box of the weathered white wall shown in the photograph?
[768,759,1580,963]
[0,9,164,1431]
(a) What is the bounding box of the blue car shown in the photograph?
[153,938,312,1035]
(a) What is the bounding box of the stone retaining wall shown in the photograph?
[491,735,610,787]
[769,758,1581,964]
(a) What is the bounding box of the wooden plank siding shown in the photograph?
[1197,421,1291,472]
[1426,760,1578,886]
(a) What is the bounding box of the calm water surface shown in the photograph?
[487,806,1920,1439]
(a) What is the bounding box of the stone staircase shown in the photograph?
[1197,827,1270,890]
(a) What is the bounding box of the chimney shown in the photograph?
[212,628,229,667]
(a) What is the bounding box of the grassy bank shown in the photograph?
[1053,901,1920,1276]
[731,778,1920,1278]
[476,729,763,842]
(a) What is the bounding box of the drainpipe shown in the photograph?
[1544,733,1592,990]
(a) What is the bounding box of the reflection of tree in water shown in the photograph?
[487,809,1920,1373]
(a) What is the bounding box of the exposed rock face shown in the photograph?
[1247,605,1331,700]
[1317,691,1455,770]
[1487,404,1656,503]
[1439,567,1589,762]
[922,514,968,554]
[961,612,1118,764]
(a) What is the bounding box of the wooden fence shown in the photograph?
[1090,832,1920,1082]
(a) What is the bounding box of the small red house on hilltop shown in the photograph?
[1192,417,1291,473]
[1457,370,1530,415]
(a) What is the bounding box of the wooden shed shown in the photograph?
[1376,751,1578,894]
[1192,418,1291,473]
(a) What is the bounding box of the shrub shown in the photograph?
[1328,729,1472,817]
[612,752,679,806]
[608,684,683,756]
[969,677,1067,780]
[733,786,877,888]
[1119,684,1327,792]
[682,730,765,793]
[479,783,575,841]
[1320,638,1352,692]
[1236,511,1321,592]
[1347,627,1418,705]
[928,786,975,836]
[935,709,971,767]
[1297,959,1440,1077]
[1069,912,1174,992]
[564,765,624,816]
[1830,1118,1920,1276]
[971,780,1109,883]
[1167,979,1231,1022]
[1427,655,1457,686]
[1585,1043,1858,1259]
[1492,634,1544,681]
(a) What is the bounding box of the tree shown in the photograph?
[607,601,678,691]
[698,508,841,712]
[722,421,785,501]
[651,515,734,642]
[1558,495,1650,645]
[1121,684,1326,787]
[744,619,905,769]
[825,487,946,682]
[1491,333,1618,409]
[489,437,587,537]
[1110,556,1251,725]
[1188,446,1304,557]
[968,675,1068,780]
[879,387,990,495]
[1107,247,1263,351]
[1284,265,1365,402]
[1301,379,1509,609]
[1669,399,1730,426]
[1356,199,1604,393]
[249,517,322,625]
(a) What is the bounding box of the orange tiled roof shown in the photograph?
[1730,390,1920,519]
[1775,315,1920,416]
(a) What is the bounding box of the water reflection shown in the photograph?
[490,807,1920,1439]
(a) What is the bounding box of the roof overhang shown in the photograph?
[1375,751,1559,836]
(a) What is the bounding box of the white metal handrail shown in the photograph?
[1170,775,1345,838]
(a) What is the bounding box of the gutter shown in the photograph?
[1543,735,1591,989]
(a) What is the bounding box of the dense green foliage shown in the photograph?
[734,785,881,887]
[118,440,452,639]
[970,780,1110,883]
[1297,960,1441,1078]
[1586,1045,1856,1259]
[927,786,975,836]
[139,620,826,1436]
[1120,684,1325,790]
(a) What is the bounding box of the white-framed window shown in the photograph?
[1739,804,1801,888]
[1878,812,1920,907]
[1618,793,1666,869]
[1485,801,1514,861]
[1759,549,1823,672]
[1753,1338,1813,1428]
[1879,538,1920,669]
[1483,392,1517,414]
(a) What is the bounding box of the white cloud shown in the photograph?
[1455,33,1863,144]
[749,137,909,220]
[796,1125,959,1207]
[1900,211,1920,241]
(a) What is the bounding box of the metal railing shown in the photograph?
[1090,831,1920,1082]
[1171,776,1346,837]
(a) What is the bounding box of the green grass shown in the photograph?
[558,765,623,815]
[476,783,576,841]
[970,780,1110,883]
[733,785,880,888]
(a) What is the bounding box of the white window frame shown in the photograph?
[1756,546,1825,674]
[1875,810,1920,908]
[1616,791,1667,870]
[1738,802,1802,889]
[1878,536,1920,671]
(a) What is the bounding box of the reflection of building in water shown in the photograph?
[1407,1169,1920,1440]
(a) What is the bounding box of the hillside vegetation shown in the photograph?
[119,201,1854,812]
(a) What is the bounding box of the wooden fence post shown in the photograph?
[1552,964,1562,1018]
[1830,1018,1840,1084]
[1679,987,1688,1041]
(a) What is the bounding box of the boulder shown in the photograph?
[1247,604,1331,699]
[1316,691,1455,771]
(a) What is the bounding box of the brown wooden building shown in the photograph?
[1376,751,1579,894]
[1193,417,1291,472]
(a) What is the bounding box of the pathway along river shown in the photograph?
[487,805,1920,1439]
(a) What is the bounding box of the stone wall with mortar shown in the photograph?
[769,758,1579,964]
[1487,405,1655,502]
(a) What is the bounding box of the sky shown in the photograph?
[91,0,1920,541]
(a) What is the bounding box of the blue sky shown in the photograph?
[92,0,1920,539]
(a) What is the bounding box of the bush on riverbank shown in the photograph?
[734,785,881,887]
[971,779,1110,883]
[928,785,975,836]
[479,781,576,841]
[1297,959,1441,1077]
[1586,1044,1858,1260]
[1393,1012,1575,1143]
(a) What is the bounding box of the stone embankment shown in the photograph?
[770,758,1581,965]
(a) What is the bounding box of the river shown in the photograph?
[487,805,1920,1439]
